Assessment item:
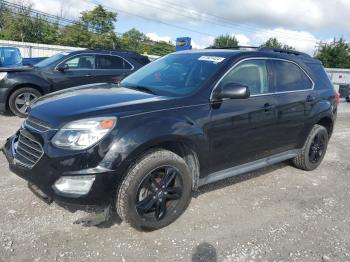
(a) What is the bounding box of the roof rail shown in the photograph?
[258,47,311,58]
[86,48,142,55]
[207,45,259,50]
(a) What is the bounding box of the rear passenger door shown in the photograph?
[269,59,314,152]
[94,55,134,84]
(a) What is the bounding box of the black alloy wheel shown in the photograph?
[308,133,325,164]
[116,149,192,230]
[135,166,183,221]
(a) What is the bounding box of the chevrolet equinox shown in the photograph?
[2,48,338,230]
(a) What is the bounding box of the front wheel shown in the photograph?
[116,150,192,230]
[8,88,41,117]
[293,124,329,171]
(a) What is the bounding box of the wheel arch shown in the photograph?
[316,116,334,137]
[6,83,44,109]
[118,136,202,191]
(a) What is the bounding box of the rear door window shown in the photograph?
[96,55,132,70]
[271,60,313,92]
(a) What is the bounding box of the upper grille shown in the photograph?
[14,132,43,169]
[25,116,51,132]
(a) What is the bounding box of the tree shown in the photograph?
[316,38,350,68]
[211,34,238,48]
[260,37,295,50]
[120,28,175,56]
[81,5,117,34]
[0,2,175,55]
[0,2,59,44]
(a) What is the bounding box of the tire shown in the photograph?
[116,149,192,230]
[8,87,41,118]
[293,124,329,171]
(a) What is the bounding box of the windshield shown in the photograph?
[0,47,22,67]
[35,52,71,68]
[121,53,228,96]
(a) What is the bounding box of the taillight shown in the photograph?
[335,92,340,105]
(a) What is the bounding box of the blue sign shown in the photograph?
[176,37,192,51]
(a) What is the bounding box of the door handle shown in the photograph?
[306,95,315,102]
[264,103,274,111]
[84,74,93,77]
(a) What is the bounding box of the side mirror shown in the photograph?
[57,64,69,72]
[213,83,250,100]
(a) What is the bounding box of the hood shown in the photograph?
[0,65,33,72]
[30,83,172,127]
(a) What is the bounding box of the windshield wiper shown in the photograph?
[125,85,156,95]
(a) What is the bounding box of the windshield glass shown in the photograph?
[121,53,228,96]
[0,47,22,67]
[35,52,71,68]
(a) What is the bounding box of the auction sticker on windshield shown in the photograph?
[198,56,225,63]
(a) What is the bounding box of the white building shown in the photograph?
[325,68,350,96]
[0,39,83,58]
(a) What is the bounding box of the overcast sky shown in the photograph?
[25,0,350,54]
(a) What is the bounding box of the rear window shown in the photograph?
[271,60,313,92]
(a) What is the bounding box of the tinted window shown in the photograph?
[96,55,129,69]
[121,53,228,97]
[221,60,270,95]
[272,60,312,92]
[124,60,132,69]
[64,55,94,69]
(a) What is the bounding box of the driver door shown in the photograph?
[51,54,97,91]
[206,59,279,172]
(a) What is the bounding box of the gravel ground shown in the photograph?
[0,101,349,262]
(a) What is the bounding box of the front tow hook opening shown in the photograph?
[28,182,53,204]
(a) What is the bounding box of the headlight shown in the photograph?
[53,175,96,195]
[52,117,116,150]
[0,72,7,81]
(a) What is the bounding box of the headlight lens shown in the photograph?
[52,117,116,150]
[0,72,7,81]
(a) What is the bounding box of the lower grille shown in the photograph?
[14,132,43,169]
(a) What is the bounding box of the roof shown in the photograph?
[176,47,316,63]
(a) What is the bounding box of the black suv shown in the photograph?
[0,49,150,117]
[2,48,338,230]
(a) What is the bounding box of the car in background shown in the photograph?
[0,49,150,117]
[346,89,350,102]
[0,47,22,67]
[22,57,47,66]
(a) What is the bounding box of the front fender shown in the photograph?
[101,115,209,175]
[5,72,50,93]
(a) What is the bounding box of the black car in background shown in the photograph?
[346,89,350,102]
[0,49,150,117]
[3,48,338,230]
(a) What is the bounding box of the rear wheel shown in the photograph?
[116,150,192,230]
[293,124,329,171]
[9,87,41,118]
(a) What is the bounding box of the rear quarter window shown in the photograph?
[271,60,313,92]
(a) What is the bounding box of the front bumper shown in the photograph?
[2,131,119,209]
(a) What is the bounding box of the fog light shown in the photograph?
[53,175,95,195]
